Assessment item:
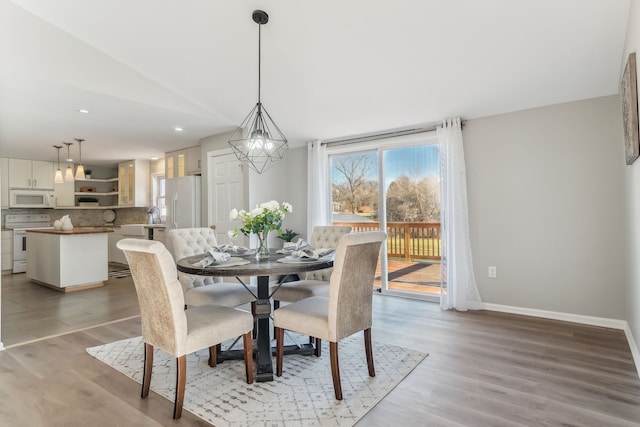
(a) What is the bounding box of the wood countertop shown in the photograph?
[27,227,114,235]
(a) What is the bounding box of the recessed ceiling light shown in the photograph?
[78,109,90,114]
[150,156,159,160]
[174,127,183,132]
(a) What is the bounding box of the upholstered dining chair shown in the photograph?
[167,228,257,308]
[271,225,352,306]
[274,231,386,400]
[116,238,254,419]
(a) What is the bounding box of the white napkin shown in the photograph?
[294,247,334,259]
[277,238,304,254]
[277,238,334,259]
[210,244,250,254]
[198,249,231,267]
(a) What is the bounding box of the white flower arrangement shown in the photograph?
[229,200,292,238]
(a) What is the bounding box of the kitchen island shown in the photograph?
[26,228,114,292]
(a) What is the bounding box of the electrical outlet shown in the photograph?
[488,266,497,278]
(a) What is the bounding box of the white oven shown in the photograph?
[9,189,55,208]
[5,214,52,273]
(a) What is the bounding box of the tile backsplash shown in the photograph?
[2,207,149,228]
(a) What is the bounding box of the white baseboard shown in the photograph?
[481,302,640,379]
[624,324,640,379]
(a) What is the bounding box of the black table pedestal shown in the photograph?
[255,276,273,382]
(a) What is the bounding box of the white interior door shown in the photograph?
[208,152,245,245]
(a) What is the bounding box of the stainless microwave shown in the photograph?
[9,189,55,208]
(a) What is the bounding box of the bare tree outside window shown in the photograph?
[331,150,439,223]
[331,153,378,216]
[329,144,441,298]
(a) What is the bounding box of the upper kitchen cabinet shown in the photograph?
[118,159,149,207]
[165,146,201,178]
[186,146,201,175]
[54,179,75,208]
[1,158,8,208]
[9,159,54,190]
[165,149,186,179]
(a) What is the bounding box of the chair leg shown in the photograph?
[173,355,186,419]
[364,328,375,377]
[142,343,154,398]
[275,327,284,376]
[315,338,322,357]
[251,301,258,339]
[208,346,217,367]
[329,342,342,400]
[243,332,254,384]
[272,301,280,336]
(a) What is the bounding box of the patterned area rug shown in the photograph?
[87,334,427,426]
[107,268,131,279]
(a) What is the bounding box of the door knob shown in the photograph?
[210,225,216,230]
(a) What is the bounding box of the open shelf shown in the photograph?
[75,177,118,183]
[74,192,119,196]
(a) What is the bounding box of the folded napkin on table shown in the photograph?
[277,238,334,260]
[198,249,232,267]
[210,244,249,253]
[276,240,300,254]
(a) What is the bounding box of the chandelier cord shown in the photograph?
[258,21,262,105]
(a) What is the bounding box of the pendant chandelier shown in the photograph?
[228,10,288,174]
[63,142,74,182]
[53,145,64,184]
[74,138,86,180]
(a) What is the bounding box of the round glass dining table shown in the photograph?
[176,249,333,382]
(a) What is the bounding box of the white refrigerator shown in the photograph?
[165,175,202,232]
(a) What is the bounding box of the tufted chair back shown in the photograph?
[305,226,352,281]
[167,227,222,292]
[117,238,189,356]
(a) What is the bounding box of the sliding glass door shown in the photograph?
[328,136,441,300]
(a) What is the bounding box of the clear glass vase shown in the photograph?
[255,230,270,260]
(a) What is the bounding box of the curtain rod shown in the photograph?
[321,120,465,147]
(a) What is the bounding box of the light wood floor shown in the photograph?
[1,274,640,426]
[1,272,140,347]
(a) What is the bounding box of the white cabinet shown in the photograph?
[165,149,187,179]
[108,230,128,265]
[118,160,149,207]
[32,160,54,189]
[1,230,13,273]
[186,146,201,175]
[54,179,75,208]
[153,228,166,246]
[166,146,201,178]
[9,159,54,190]
[1,157,8,208]
[9,159,32,188]
[108,225,150,265]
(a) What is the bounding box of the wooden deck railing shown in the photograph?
[333,221,441,261]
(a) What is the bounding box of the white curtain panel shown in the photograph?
[438,118,482,311]
[307,140,330,238]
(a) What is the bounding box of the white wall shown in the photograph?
[464,96,627,318]
[623,0,640,361]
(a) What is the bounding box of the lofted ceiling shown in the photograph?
[0,0,631,165]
